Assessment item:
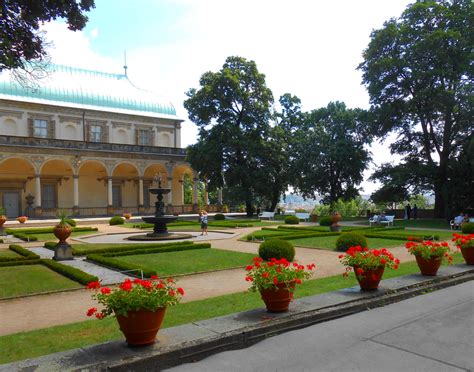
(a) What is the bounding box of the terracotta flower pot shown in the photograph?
[259,282,295,313]
[460,248,474,265]
[53,225,72,245]
[115,308,167,346]
[17,217,27,224]
[354,266,385,290]
[415,255,442,275]
[331,213,342,224]
[0,216,6,228]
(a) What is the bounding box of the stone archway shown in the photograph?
[78,160,108,215]
[0,157,35,217]
[111,162,139,213]
[39,159,74,216]
[172,164,195,208]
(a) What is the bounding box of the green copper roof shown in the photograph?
[0,64,177,118]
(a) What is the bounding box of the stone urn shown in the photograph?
[330,212,342,232]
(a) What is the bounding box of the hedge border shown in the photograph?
[40,259,98,285]
[44,240,195,256]
[86,254,156,278]
[99,243,211,258]
[7,227,98,242]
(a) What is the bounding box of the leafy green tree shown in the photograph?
[1,0,95,71]
[359,0,474,218]
[291,101,372,206]
[184,56,275,216]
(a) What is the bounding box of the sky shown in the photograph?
[41,0,413,195]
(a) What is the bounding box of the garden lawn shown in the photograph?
[289,235,406,250]
[0,249,21,258]
[356,218,451,230]
[0,265,82,299]
[113,248,256,276]
[373,229,453,240]
[0,253,464,365]
[26,230,97,242]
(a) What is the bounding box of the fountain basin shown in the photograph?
[127,216,193,241]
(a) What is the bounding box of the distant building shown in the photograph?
[0,65,200,218]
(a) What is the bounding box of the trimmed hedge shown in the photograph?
[5,227,97,235]
[40,259,98,285]
[109,216,125,225]
[461,222,474,234]
[0,259,41,267]
[9,244,40,259]
[65,218,77,227]
[362,233,440,241]
[214,213,226,220]
[285,215,300,225]
[98,243,211,258]
[86,254,156,278]
[12,233,38,242]
[319,216,332,226]
[45,240,195,256]
[336,233,368,252]
[259,239,295,261]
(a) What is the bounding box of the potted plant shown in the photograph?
[245,257,315,312]
[53,211,73,260]
[17,216,28,224]
[339,246,400,290]
[405,238,453,275]
[0,207,6,236]
[123,212,132,220]
[86,277,184,346]
[453,233,474,265]
[330,212,342,232]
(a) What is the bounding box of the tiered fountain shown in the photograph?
[127,175,192,241]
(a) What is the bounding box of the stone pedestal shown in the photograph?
[54,243,74,261]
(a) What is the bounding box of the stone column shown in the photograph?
[167,177,173,205]
[192,178,198,204]
[138,178,144,213]
[107,177,113,215]
[34,174,42,216]
[73,175,80,216]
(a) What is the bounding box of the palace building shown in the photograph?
[0,64,200,218]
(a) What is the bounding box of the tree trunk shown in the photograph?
[246,200,253,217]
[433,156,450,220]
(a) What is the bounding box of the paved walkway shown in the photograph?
[0,223,436,337]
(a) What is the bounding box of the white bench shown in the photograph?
[258,211,275,220]
[369,215,379,226]
[379,215,395,227]
[295,212,310,221]
[284,210,296,215]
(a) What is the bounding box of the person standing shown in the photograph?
[413,204,418,219]
[406,203,412,220]
[200,210,208,236]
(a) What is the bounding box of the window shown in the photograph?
[91,125,102,142]
[138,129,150,146]
[34,119,48,138]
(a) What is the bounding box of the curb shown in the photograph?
[2,265,473,371]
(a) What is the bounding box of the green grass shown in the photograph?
[114,248,256,276]
[0,253,464,365]
[356,218,450,230]
[24,230,96,242]
[289,235,406,250]
[59,243,190,255]
[0,265,82,299]
[373,229,453,240]
[0,249,21,258]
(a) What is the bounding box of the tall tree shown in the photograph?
[359,0,474,218]
[0,0,95,71]
[291,101,372,205]
[184,56,275,216]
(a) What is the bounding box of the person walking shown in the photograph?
[200,210,208,236]
[413,204,418,219]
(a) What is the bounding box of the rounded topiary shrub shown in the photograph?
[319,216,332,226]
[109,216,125,225]
[461,222,474,234]
[335,232,368,252]
[65,218,77,227]
[214,213,226,221]
[285,215,300,225]
[259,239,295,262]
